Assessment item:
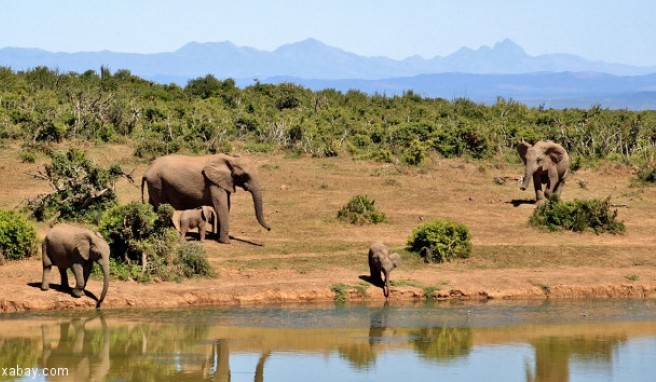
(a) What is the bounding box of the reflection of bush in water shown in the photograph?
[338,343,376,369]
[0,338,40,381]
[410,327,473,362]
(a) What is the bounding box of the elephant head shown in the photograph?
[202,155,272,237]
[200,205,215,229]
[517,141,569,201]
[74,231,110,308]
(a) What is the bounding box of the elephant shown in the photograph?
[368,242,401,298]
[517,140,569,202]
[179,206,216,242]
[41,224,110,307]
[141,154,271,244]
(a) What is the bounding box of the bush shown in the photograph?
[529,196,625,234]
[27,148,125,223]
[337,195,387,225]
[98,202,214,281]
[407,219,472,262]
[0,210,39,261]
[636,162,656,184]
[176,242,215,278]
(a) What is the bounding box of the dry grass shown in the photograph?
[2,142,655,278]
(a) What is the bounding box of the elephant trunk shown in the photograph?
[248,181,271,231]
[521,165,535,191]
[97,258,110,308]
[383,269,390,298]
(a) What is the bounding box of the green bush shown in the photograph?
[529,196,625,234]
[0,210,39,261]
[176,242,215,278]
[637,162,656,183]
[98,202,214,281]
[27,148,124,223]
[337,195,387,225]
[407,219,472,262]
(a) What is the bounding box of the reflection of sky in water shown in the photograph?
[219,338,656,382]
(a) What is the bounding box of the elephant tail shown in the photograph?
[140,176,147,204]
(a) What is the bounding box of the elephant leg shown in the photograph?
[553,178,566,196]
[179,224,188,241]
[211,187,231,244]
[71,263,85,298]
[58,267,70,290]
[199,222,206,242]
[83,262,93,285]
[533,174,545,201]
[41,245,52,291]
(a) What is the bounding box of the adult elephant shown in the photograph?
[517,140,569,202]
[141,154,271,244]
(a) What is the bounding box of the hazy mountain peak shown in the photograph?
[492,38,525,56]
[274,38,344,55]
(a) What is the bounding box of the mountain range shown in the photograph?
[1,39,655,109]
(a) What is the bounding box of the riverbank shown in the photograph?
[1,147,655,313]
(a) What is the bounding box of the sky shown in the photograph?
[1,0,655,67]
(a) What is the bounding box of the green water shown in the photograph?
[1,300,656,381]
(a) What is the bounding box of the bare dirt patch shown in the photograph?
[1,145,656,313]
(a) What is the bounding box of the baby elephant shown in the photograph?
[41,224,110,307]
[179,206,216,242]
[368,242,401,298]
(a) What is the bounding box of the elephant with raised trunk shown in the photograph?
[368,242,401,298]
[41,224,110,307]
[518,141,569,202]
[141,154,271,244]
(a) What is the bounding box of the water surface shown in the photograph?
[1,299,656,381]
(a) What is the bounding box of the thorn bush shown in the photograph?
[529,196,625,234]
[337,195,387,225]
[407,219,472,262]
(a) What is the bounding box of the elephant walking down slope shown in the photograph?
[517,140,569,202]
[141,154,271,244]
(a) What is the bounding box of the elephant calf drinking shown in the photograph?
[41,224,110,307]
[368,242,401,298]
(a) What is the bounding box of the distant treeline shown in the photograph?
[1,66,655,165]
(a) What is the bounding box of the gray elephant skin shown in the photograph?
[41,224,110,307]
[518,140,569,202]
[179,206,216,242]
[141,154,271,244]
[368,242,401,298]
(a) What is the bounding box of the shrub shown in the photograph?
[27,148,125,223]
[337,195,387,225]
[0,210,39,261]
[529,196,625,234]
[636,162,656,184]
[407,219,472,262]
[176,242,215,278]
[98,202,214,281]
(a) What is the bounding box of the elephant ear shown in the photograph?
[201,206,214,222]
[545,145,565,164]
[389,253,402,268]
[74,233,91,261]
[517,142,531,165]
[203,156,235,193]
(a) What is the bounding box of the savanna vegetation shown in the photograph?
[1,66,655,167]
[0,65,655,299]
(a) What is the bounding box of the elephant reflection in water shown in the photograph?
[40,315,110,382]
[526,336,626,382]
[338,304,398,369]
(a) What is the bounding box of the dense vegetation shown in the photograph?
[529,197,625,234]
[0,210,38,261]
[407,219,472,262]
[337,195,387,225]
[1,66,655,166]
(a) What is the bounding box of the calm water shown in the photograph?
[1,300,656,381]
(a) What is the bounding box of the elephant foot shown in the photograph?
[41,284,49,291]
[71,288,85,298]
[218,236,231,244]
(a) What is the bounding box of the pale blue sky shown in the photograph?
[1,0,654,66]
